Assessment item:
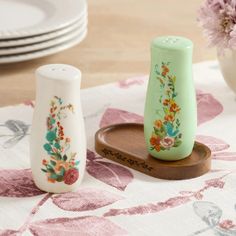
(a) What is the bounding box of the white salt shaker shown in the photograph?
[30,64,86,193]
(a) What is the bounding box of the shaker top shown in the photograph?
[36,64,81,82]
[151,36,193,51]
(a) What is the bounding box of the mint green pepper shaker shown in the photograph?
[144,36,197,161]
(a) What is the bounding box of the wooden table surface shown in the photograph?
[0,0,216,106]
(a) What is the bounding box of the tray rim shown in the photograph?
[95,123,212,180]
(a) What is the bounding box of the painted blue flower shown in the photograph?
[165,122,179,137]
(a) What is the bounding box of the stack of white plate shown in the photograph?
[0,0,87,63]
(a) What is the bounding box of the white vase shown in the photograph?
[30,64,86,193]
[217,49,236,94]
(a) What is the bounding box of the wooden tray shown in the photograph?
[95,123,211,180]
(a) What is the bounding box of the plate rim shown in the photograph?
[0,29,87,63]
[0,12,87,47]
[0,0,87,39]
[0,20,87,55]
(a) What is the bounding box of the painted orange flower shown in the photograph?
[170,103,180,112]
[163,99,170,106]
[47,178,56,183]
[150,135,161,151]
[164,114,175,122]
[42,159,48,165]
[161,65,169,76]
[55,161,69,173]
[154,120,163,128]
[154,145,161,151]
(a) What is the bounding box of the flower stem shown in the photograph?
[18,193,52,234]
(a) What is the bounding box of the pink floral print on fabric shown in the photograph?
[196,89,223,126]
[86,150,133,191]
[0,169,44,197]
[99,108,143,128]
[52,188,123,211]
[103,173,230,217]
[196,135,236,161]
[29,216,128,236]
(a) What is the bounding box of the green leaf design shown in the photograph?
[161,127,166,136]
[46,131,57,142]
[46,165,55,173]
[54,142,60,149]
[75,161,80,166]
[172,76,176,83]
[55,153,62,160]
[57,176,64,182]
[58,98,63,105]
[43,143,52,152]
[154,127,159,135]
[41,169,47,173]
[63,154,67,161]
[50,160,56,166]
[176,119,180,125]
[50,173,59,180]
[155,65,159,74]
[59,166,66,176]
[154,127,166,139]
[174,140,182,147]
[172,92,177,98]
[163,107,168,114]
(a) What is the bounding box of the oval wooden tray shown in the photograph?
[95,123,211,180]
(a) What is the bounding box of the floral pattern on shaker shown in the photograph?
[41,96,80,185]
[150,62,182,152]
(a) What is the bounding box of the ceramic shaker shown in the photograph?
[144,36,197,161]
[30,64,86,193]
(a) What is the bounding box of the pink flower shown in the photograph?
[219,220,236,229]
[64,168,79,185]
[160,136,175,149]
[198,0,236,52]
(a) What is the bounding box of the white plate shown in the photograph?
[0,12,87,47]
[0,0,87,39]
[0,20,87,55]
[0,29,87,63]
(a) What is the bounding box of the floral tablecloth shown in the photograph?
[0,61,235,236]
